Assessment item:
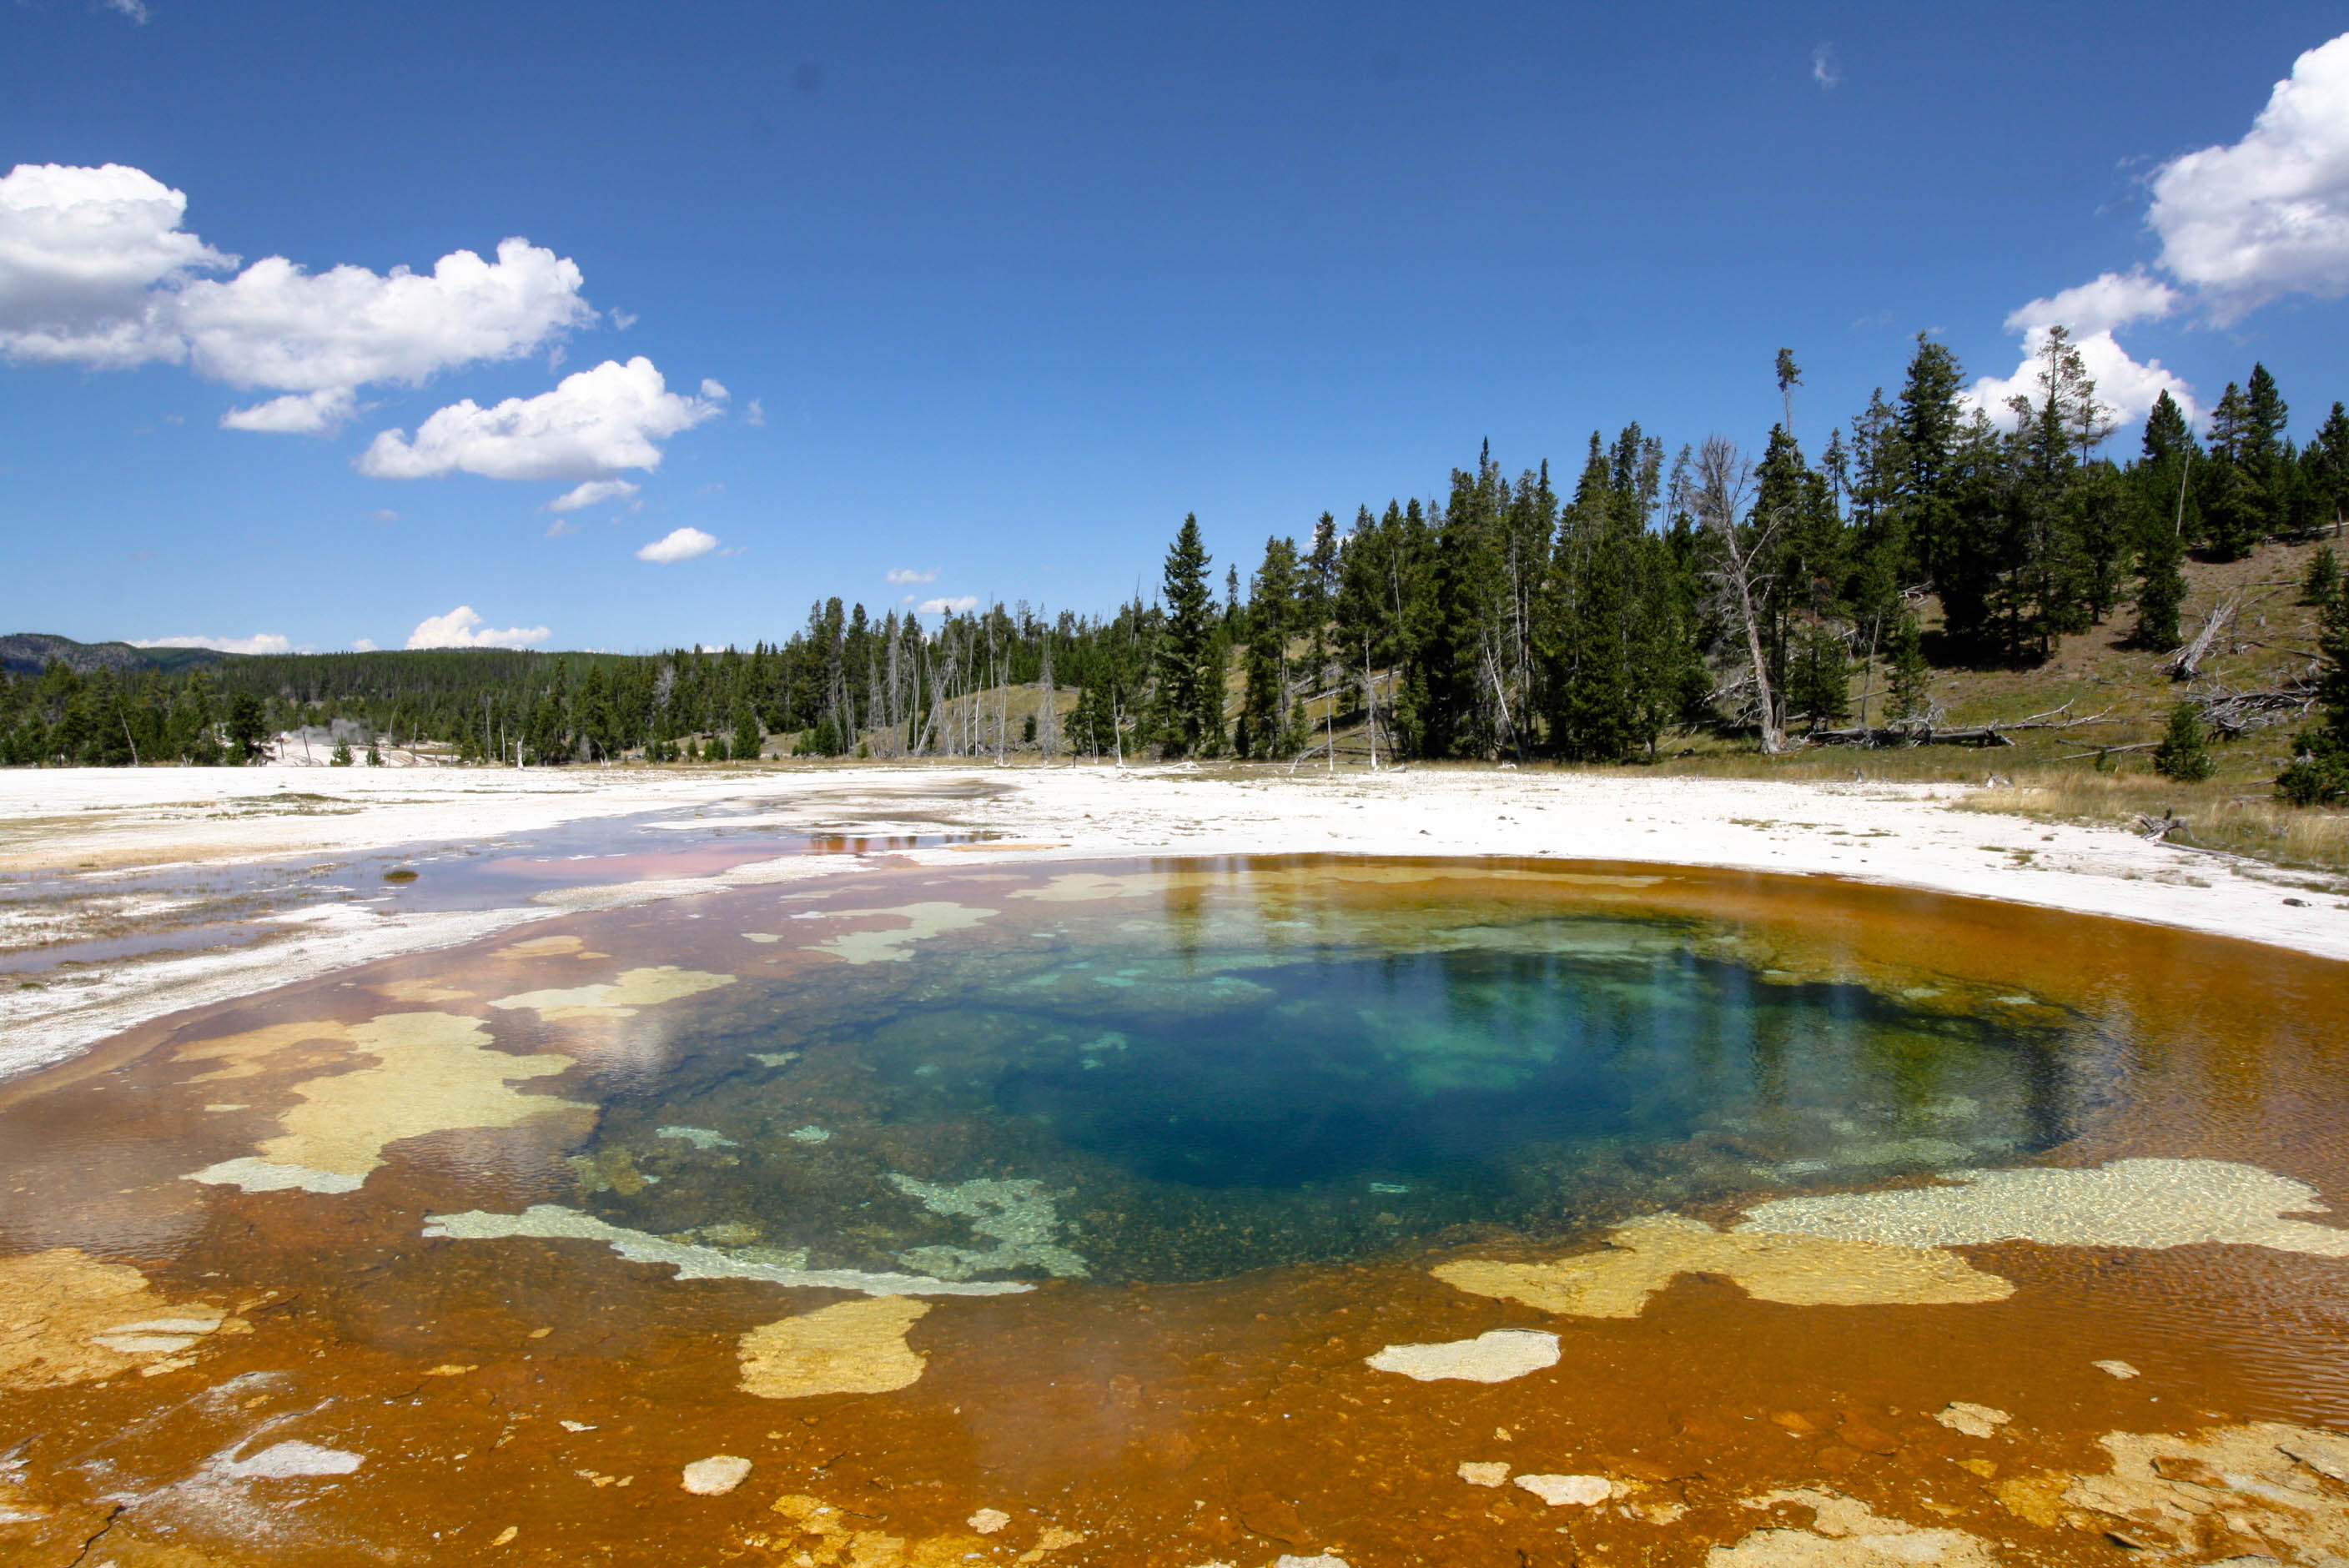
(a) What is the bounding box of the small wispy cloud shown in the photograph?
[745,397,766,427]
[370,509,400,524]
[610,309,637,330]
[351,638,379,652]
[918,594,978,615]
[886,568,938,585]
[545,517,581,538]
[546,478,641,514]
[105,0,152,23]
[1811,42,1839,90]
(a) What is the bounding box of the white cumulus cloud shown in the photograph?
[358,357,723,481]
[546,477,641,512]
[174,236,591,396]
[405,606,549,650]
[1965,328,2197,430]
[919,595,979,615]
[351,638,379,652]
[1964,269,2195,429]
[885,567,938,584]
[2149,33,2349,321]
[636,525,718,564]
[2004,269,2181,339]
[130,632,292,655]
[0,163,231,365]
[1967,33,2349,435]
[219,387,358,435]
[0,163,594,433]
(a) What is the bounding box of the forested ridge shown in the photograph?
[8,334,2349,802]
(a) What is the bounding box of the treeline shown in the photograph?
[0,606,1159,767]
[6,330,2348,792]
[1142,331,2349,766]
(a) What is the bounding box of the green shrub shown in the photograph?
[2152,702,2213,782]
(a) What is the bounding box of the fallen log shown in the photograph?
[2193,664,2321,735]
[1806,702,2112,749]
[2168,595,2240,681]
[1807,721,2015,748]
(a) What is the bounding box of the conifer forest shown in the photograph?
[8,334,2349,802]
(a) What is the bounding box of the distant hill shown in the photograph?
[0,632,229,678]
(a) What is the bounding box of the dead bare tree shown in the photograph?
[2168,594,2241,681]
[1036,636,1059,762]
[1693,435,1785,754]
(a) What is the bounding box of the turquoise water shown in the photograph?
[550,881,2091,1284]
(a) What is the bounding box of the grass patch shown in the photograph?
[1956,770,2349,876]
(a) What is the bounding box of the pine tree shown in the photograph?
[1067,684,1109,757]
[1544,429,1688,760]
[169,669,219,764]
[2066,463,2136,624]
[2306,545,2341,606]
[2152,701,2214,782]
[1238,534,1300,759]
[2140,387,2187,460]
[1421,446,1509,758]
[2277,576,2349,804]
[1152,515,1216,756]
[733,706,762,762]
[1545,436,1630,760]
[330,737,354,766]
[2201,382,2265,560]
[2132,523,2186,651]
[1886,611,1929,722]
[1304,511,1339,689]
[1786,621,1853,732]
[2244,362,2293,536]
[2307,402,2349,535]
[1895,334,1968,596]
[225,691,268,762]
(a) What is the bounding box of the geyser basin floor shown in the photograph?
[1,857,2346,1567]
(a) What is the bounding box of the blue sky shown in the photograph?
[6,1,2349,654]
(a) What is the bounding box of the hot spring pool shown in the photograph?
[3,855,2344,1568]
[501,862,2090,1284]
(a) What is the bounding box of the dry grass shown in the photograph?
[1957,769,2349,876]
